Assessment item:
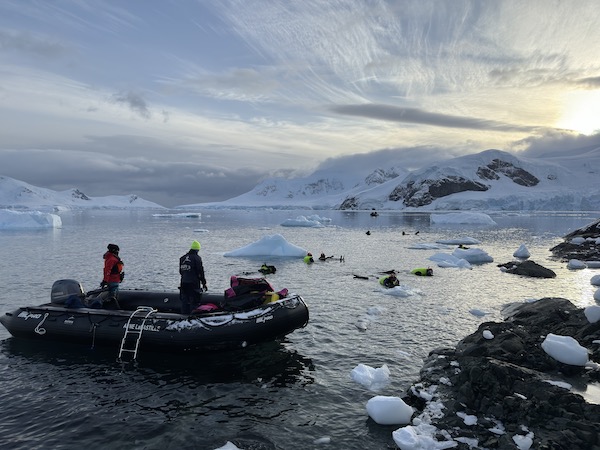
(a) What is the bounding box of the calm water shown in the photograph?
[0,209,598,449]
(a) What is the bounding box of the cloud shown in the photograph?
[111,91,151,119]
[330,103,539,132]
[575,76,600,89]
[513,130,600,158]
[0,149,265,207]
[0,28,70,57]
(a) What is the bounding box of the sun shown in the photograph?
[556,90,600,135]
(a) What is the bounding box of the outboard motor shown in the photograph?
[51,279,85,305]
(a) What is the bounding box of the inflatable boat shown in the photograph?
[0,279,309,360]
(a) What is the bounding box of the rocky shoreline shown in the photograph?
[400,298,600,449]
[396,219,600,449]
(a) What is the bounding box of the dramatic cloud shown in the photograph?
[331,104,539,132]
[1,1,600,204]
[0,149,265,207]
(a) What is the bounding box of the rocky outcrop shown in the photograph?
[497,260,557,278]
[388,177,489,207]
[479,159,539,187]
[550,218,600,261]
[401,298,600,449]
[387,158,539,207]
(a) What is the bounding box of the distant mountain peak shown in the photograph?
[177,145,600,211]
[0,176,164,210]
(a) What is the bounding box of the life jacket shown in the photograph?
[412,268,433,276]
[104,251,124,283]
[379,275,399,287]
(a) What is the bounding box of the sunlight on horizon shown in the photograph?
[556,90,600,135]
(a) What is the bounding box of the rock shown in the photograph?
[401,298,600,450]
[550,218,600,261]
[497,260,557,278]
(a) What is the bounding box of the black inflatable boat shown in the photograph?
[0,279,309,360]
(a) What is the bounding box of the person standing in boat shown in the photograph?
[101,243,124,306]
[179,240,207,314]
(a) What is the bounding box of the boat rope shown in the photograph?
[34,313,49,335]
[90,322,98,349]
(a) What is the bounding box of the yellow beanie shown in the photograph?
[191,240,201,250]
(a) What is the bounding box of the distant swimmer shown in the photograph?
[379,272,399,288]
[304,252,314,264]
[366,230,371,235]
[415,231,420,235]
[319,252,334,261]
[411,267,433,276]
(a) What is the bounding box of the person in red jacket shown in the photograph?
[101,243,124,307]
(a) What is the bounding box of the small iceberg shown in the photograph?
[280,215,329,227]
[0,209,62,229]
[223,234,307,257]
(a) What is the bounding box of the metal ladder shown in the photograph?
[118,306,157,361]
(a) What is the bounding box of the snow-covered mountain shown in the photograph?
[181,147,600,211]
[0,176,164,211]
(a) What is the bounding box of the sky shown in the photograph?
[2,0,600,208]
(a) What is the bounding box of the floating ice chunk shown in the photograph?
[469,309,489,317]
[313,436,331,444]
[223,234,306,257]
[350,364,390,391]
[452,247,494,263]
[381,285,422,297]
[214,442,241,450]
[0,209,62,229]
[355,319,369,331]
[541,333,589,366]
[567,259,587,270]
[429,253,472,269]
[585,305,600,324]
[366,396,413,425]
[280,215,325,227]
[513,244,530,259]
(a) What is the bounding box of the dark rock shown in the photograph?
[482,158,540,187]
[401,298,600,450]
[550,218,600,261]
[388,176,489,207]
[497,260,557,278]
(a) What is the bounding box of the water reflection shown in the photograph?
[1,337,315,387]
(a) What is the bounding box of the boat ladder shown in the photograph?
[118,306,157,362]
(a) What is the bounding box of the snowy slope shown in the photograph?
[181,147,600,211]
[0,176,164,210]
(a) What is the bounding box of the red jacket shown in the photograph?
[103,251,123,283]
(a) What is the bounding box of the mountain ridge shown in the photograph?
[0,176,164,211]
[180,147,600,211]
